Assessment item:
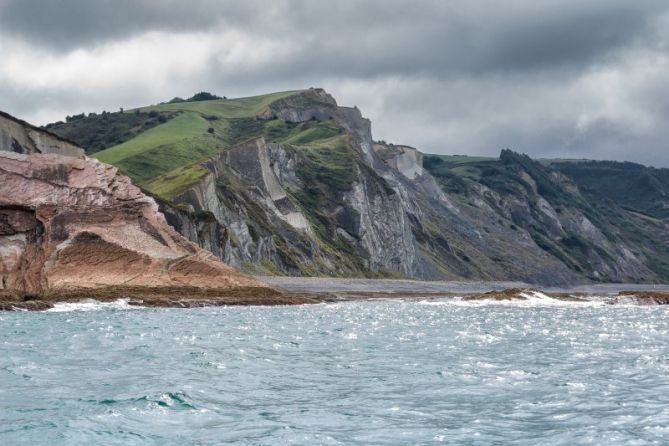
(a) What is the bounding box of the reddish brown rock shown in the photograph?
[0,150,282,305]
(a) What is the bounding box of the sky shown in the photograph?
[1,0,669,166]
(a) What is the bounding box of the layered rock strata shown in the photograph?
[0,113,305,309]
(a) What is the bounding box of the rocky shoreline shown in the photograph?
[323,288,669,305]
[0,286,326,311]
[460,288,669,305]
[2,286,668,311]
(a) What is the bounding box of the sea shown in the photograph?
[1,281,669,445]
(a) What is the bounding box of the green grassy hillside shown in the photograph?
[423,150,669,281]
[41,88,391,278]
[50,89,349,201]
[89,90,356,198]
[44,110,177,153]
[137,90,303,118]
[551,160,669,219]
[83,89,377,276]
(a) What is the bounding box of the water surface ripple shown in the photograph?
[1,300,668,445]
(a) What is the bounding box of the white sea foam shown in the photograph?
[420,291,609,307]
[46,298,142,312]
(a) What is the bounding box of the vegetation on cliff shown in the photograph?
[45,110,177,154]
[423,151,669,282]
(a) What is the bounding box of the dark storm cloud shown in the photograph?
[0,0,228,50]
[286,1,660,77]
[2,0,662,75]
[2,0,669,165]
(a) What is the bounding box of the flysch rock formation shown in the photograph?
[0,112,313,310]
[159,90,582,283]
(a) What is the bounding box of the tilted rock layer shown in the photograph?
[0,113,276,301]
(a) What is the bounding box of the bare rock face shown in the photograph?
[0,111,84,157]
[0,149,275,301]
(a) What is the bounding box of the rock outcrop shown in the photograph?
[0,113,303,308]
[608,291,669,305]
[162,138,322,274]
[1,111,84,157]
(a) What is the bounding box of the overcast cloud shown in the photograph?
[1,0,668,165]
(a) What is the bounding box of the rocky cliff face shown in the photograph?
[167,91,669,285]
[45,89,669,285]
[0,113,279,304]
[155,91,420,278]
[422,150,668,283]
[1,111,84,157]
[162,138,321,274]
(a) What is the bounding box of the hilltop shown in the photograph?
[45,89,669,285]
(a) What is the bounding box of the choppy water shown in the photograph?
[1,299,669,445]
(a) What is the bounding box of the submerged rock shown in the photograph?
[460,288,669,305]
[461,288,588,302]
[608,291,669,305]
[461,288,537,301]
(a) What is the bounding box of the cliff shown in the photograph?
[0,112,308,309]
[46,89,669,285]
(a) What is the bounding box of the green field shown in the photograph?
[95,112,212,165]
[94,112,227,185]
[143,164,211,200]
[92,89,349,199]
[136,90,304,118]
[424,154,497,167]
[422,154,498,184]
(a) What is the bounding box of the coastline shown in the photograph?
[3,279,669,311]
[0,285,326,311]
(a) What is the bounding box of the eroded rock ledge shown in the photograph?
[0,150,297,309]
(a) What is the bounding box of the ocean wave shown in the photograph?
[420,291,609,307]
[46,299,143,312]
